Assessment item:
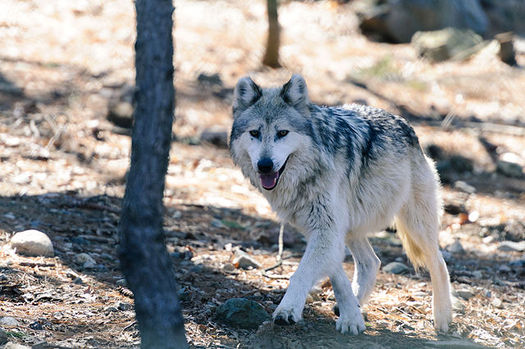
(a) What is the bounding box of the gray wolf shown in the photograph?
[229,74,452,335]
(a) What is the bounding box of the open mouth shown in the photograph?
[260,157,289,190]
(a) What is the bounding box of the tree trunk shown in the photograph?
[118,0,187,348]
[262,0,281,68]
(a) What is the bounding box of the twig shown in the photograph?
[121,321,137,333]
[277,222,284,262]
[19,262,55,268]
[261,223,289,279]
[264,260,282,272]
[261,270,289,280]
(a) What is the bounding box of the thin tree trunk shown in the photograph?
[118,0,187,348]
[263,0,281,68]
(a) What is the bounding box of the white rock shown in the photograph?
[4,343,31,349]
[233,250,261,269]
[0,316,19,326]
[74,253,96,266]
[454,289,475,300]
[383,262,409,274]
[498,241,525,252]
[10,230,54,257]
[497,153,523,178]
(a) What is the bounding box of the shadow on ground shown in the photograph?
[0,192,496,348]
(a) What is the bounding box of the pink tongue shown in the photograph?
[260,172,279,189]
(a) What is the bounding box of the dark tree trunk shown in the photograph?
[262,0,281,68]
[118,0,187,348]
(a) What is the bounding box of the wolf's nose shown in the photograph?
[257,158,274,173]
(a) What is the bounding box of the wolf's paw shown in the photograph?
[336,309,365,335]
[434,311,452,333]
[272,306,302,326]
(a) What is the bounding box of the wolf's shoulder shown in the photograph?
[317,103,419,148]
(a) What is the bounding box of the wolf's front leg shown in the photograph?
[330,265,366,335]
[273,230,344,325]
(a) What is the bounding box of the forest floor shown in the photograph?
[0,0,524,348]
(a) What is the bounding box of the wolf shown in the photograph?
[229,74,452,335]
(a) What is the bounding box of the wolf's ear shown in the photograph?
[233,76,262,117]
[280,74,309,109]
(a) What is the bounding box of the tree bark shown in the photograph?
[118,0,187,348]
[262,0,281,68]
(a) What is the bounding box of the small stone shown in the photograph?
[484,290,491,298]
[106,306,118,313]
[73,277,84,285]
[482,235,495,244]
[491,297,503,309]
[233,250,261,270]
[118,302,133,311]
[383,262,409,275]
[451,296,465,313]
[29,321,43,330]
[10,230,54,257]
[454,289,475,301]
[441,250,452,262]
[497,153,523,178]
[447,240,465,254]
[74,253,96,266]
[498,240,525,252]
[468,211,479,223]
[454,181,476,194]
[216,298,270,329]
[412,28,484,63]
[0,316,19,326]
[472,270,483,279]
[222,263,235,272]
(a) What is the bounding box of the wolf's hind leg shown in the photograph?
[346,236,381,306]
[330,265,366,335]
[395,198,452,332]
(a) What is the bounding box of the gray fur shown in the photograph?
[230,75,452,335]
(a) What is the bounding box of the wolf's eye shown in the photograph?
[277,130,289,138]
[249,130,260,138]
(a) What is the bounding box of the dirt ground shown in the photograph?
[0,0,524,348]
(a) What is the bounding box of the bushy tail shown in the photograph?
[394,216,426,269]
[395,155,443,270]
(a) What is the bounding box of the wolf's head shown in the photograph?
[230,74,313,191]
